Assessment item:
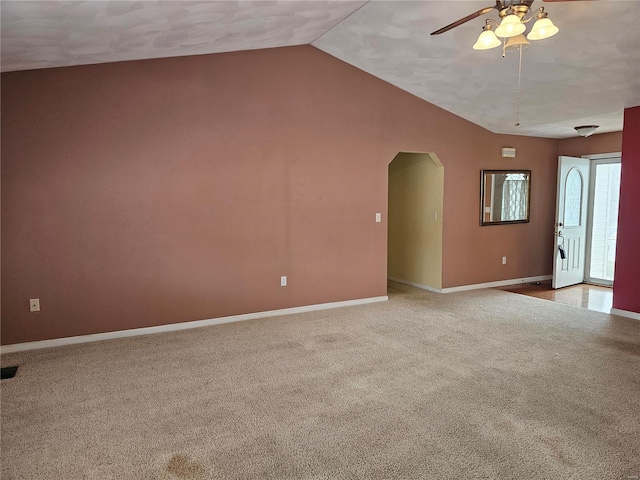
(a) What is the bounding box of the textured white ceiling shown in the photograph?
[0,1,368,70]
[2,1,639,138]
[313,0,640,138]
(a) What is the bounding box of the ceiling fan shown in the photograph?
[431,0,569,38]
[430,0,573,127]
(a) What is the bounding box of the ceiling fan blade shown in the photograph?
[431,5,497,35]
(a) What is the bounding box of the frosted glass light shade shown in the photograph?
[504,34,530,51]
[575,125,599,137]
[495,14,526,38]
[527,17,559,40]
[473,29,501,50]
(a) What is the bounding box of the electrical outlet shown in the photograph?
[29,298,40,312]
[280,276,287,287]
[502,257,507,265]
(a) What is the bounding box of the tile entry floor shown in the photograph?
[495,281,613,314]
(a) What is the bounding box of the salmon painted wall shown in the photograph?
[613,107,640,315]
[1,46,559,345]
[443,133,559,287]
[557,132,622,158]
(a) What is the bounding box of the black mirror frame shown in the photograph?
[480,169,531,226]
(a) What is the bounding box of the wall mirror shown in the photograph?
[481,170,531,226]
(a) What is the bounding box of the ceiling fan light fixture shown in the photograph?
[575,125,599,137]
[473,24,501,50]
[504,33,530,51]
[527,15,559,41]
[495,14,525,38]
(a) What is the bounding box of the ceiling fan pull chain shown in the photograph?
[515,44,523,127]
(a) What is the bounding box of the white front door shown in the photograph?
[552,156,590,289]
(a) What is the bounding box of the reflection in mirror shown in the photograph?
[481,170,531,225]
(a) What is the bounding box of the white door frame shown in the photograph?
[583,152,622,286]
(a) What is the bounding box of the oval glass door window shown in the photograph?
[564,167,583,227]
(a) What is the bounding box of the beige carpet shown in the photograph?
[2,282,639,479]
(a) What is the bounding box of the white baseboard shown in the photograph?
[610,308,640,321]
[0,295,388,354]
[388,277,441,293]
[441,275,553,293]
[388,275,552,294]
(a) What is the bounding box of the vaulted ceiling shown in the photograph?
[2,1,639,138]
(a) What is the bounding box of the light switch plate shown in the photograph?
[375,213,381,223]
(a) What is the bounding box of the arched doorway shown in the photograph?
[387,152,444,292]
